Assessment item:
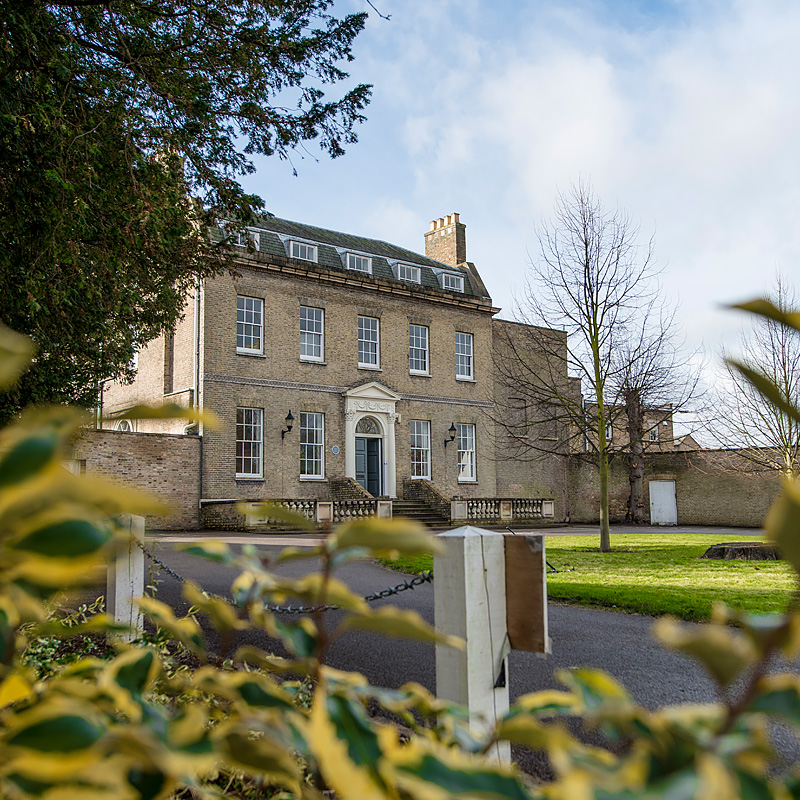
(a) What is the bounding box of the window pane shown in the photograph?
[300,412,324,477]
[237,296,263,352]
[291,241,317,261]
[410,420,431,479]
[398,264,420,283]
[358,316,379,366]
[457,423,476,481]
[236,407,263,477]
[455,332,473,378]
[409,324,429,373]
[347,253,371,273]
[443,273,464,292]
[300,306,324,360]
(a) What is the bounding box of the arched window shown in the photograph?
[114,419,133,433]
[355,416,381,435]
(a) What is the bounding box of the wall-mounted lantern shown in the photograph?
[281,410,294,440]
[444,422,457,448]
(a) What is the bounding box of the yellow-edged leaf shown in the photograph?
[332,517,441,555]
[112,403,219,427]
[337,606,463,649]
[0,673,32,707]
[0,323,34,389]
[653,618,757,687]
[765,478,800,575]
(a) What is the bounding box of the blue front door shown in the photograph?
[355,437,382,496]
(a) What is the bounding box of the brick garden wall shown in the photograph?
[72,429,201,530]
[567,449,781,528]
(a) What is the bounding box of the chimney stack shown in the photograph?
[424,212,466,266]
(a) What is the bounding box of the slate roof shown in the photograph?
[227,215,483,299]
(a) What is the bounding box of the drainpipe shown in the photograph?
[193,277,203,506]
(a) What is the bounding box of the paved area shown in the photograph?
[147,522,766,547]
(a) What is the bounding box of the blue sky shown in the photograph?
[241,0,800,393]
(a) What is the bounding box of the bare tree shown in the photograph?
[715,275,800,476]
[493,181,701,550]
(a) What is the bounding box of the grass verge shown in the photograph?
[379,534,798,622]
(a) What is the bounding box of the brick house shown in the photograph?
[103,214,563,528]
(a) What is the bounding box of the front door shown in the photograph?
[649,480,678,525]
[355,437,382,496]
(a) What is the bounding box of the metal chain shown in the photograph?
[135,539,433,614]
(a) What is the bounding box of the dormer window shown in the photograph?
[441,273,464,292]
[398,264,421,283]
[290,241,318,262]
[346,253,372,274]
[236,230,260,250]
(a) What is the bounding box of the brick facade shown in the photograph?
[566,449,780,527]
[71,429,201,530]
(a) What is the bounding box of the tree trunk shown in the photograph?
[599,449,611,551]
[625,389,646,524]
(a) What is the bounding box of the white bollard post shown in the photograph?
[434,526,511,762]
[107,514,145,640]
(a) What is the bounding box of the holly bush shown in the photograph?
[0,301,799,799]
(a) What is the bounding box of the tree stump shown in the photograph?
[701,542,781,561]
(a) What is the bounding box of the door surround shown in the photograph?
[344,382,400,498]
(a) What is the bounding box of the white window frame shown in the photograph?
[457,423,476,482]
[236,295,264,354]
[300,306,324,362]
[398,264,421,283]
[649,427,659,442]
[442,273,464,292]
[358,316,380,368]
[606,422,613,442]
[455,332,473,380]
[409,324,429,375]
[236,407,263,479]
[346,253,372,274]
[410,420,431,480]
[300,412,325,479]
[290,240,318,262]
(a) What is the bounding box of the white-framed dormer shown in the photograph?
[440,272,464,292]
[233,228,261,251]
[346,252,372,274]
[276,233,319,263]
[397,263,421,284]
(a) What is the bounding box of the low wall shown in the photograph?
[567,449,781,528]
[72,429,201,530]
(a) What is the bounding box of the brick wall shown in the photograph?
[72,429,201,530]
[567,449,781,528]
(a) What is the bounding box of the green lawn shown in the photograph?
[379,534,798,622]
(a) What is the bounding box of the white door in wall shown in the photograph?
[649,480,678,526]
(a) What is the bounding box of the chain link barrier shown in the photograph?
[136,539,433,614]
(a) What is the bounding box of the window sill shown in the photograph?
[237,349,266,358]
[457,478,478,484]
[300,358,327,365]
[409,371,431,378]
[410,475,431,481]
[299,476,328,482]
[236,476,264,482]
[358,364,382,371]
[456,376,476,383]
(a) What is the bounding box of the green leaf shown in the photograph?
[333,517,442,555]
[240,502,317,532]
[652,618,757,687]
[127,768,170,800]
[7,714,103,752]
[338,606,464,648]
[107,649,158,698]
[0,432,58,488]
[732,298,800,334]
[137,598,205,656]
[13,519,110,557]
[728,359,800,426]
[764,478,800,575]
[330,546,372,569]
[178,540,236,564]
[217,725,300,787]
[266,615,318,658]
[557,667,633,709]
[396,752,532,800]
[327,694,385,783]
[0,324,34,390]
[747,675,800,727]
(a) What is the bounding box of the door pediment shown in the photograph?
[344,381,401,403]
